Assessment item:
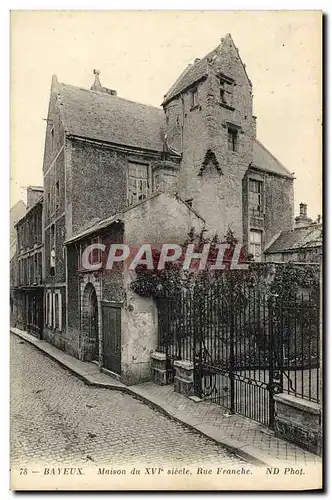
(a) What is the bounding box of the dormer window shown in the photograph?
[191,87,198,109]
[219,75,234,109]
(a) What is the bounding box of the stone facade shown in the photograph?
[163,34,294,257]
[164,34,255,241]
[64,192,204,385]
[15,35,297,390]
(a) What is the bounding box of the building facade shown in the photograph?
[264,204,322,263]
[13,188,44,337]
[12,34,298,384]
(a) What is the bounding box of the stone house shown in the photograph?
[162,33,294,260]
[265,204,322,263]
[64,191,204,384]
[12,187,44,337]
[29,33,296,383]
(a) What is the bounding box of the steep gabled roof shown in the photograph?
[162,34,251,106]
[162,54,211,105]
[265,224,322,254]
[56,81,167,152]
[252,139,294,179]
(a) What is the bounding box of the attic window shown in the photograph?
[190,87,198,109]
[219,77,234,108]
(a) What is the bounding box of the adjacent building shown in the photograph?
[12,187,44,337]
[265,204,322,263]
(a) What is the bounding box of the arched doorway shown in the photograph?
[82,283,99,362]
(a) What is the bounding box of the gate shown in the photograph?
[157,276,320,428]
[102,302,121,375]
[192,280,282,428]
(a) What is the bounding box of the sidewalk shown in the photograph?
[10,327,322,467]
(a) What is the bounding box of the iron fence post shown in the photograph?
[193,284,202,399]
[229,303,235,414]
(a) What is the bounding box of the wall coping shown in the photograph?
[174,359,194,370]
[150,351,167,361]
[274,393,321,415]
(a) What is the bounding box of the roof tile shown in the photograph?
[58,83,166,152]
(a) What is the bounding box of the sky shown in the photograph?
[10,10,322,220]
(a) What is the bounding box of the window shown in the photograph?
[128,163,149,205]
[51,126,55,151]
[191,87,198,108]
[37,253,42,282]
[249,179,263,216]
[47,192,51,216]
[54,292,62,330]
[50,224,55,275]
[46,290,62,330]
[34,254,38,283]
[219,77,234,107]
[55,181,60,210]
[249,230,262,262]
[46,290,52,327]
[228,128,238,152]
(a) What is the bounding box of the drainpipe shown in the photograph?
[180,94,185,155]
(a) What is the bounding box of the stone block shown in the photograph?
[174,359,194,397]
[150,351,173,385]
[274,393,322,455]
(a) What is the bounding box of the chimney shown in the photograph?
[295,202,312,228]
[299,202,307,217]
[90,69,117,96]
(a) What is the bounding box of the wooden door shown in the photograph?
[102,303,121,374]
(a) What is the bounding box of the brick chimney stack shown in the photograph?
[295,202,312,228]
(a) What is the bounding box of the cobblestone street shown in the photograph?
[10,334,248,468]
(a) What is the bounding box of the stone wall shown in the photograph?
[164,35,255,241]
[121,283,158,385]
[274,393,322,455]
[70,140,127,236]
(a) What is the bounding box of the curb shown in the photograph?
[11,328,274,467]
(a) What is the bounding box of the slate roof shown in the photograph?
[57,82,167,152]
[253,140,294,179]
[162,55,212,105]
[265,224,322,254]
[162,34,252,105]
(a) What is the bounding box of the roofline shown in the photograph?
[265,244,322,254]
[59,81,164,113]
[162,75,208,106]
[249,164,295,180]
[254,139,294,178]
[14,196,43,228]
[66,134,181,159]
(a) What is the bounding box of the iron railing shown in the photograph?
[157,277,321,426]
